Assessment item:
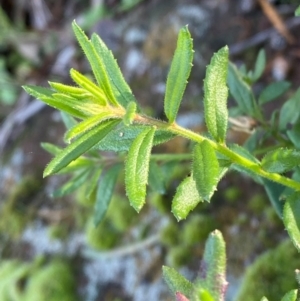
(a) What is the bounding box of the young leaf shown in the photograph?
[258,81,291,105]
[65,111,119,142]
[281,290,297,301]
[193,141,219,201]
[279,88,300,131]
[252,49,266,82]
[283,192,300,252]
[91,34,137,108]
[262,179,284,218]
[49,81,91,99]
[72,21,118,106]
[164,25,194,123]
[162,266,194,298]
[196,230,227,301]
[203,46,229,142]
[52,169,91,197]
[44,119,119,177]
[69,69,107,105]
[125,127,155,212]
[94,164,122,226]
[172,176,203,221]
[227,62,258,117]
[123,101,137,126]
[261,148,300,173]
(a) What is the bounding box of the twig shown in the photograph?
[82,233,161,259]
[230,17,300,55]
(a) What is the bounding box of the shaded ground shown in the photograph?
[0,0,300,300]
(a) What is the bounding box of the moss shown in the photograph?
[86,218,120,250]
[181,214,215,246]
[236,240,299,301]
[23,260,77,301]
[160,221,180,247]
[0,176,42,239]
[0,259,77,301]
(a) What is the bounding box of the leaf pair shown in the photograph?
[163,230,227,301]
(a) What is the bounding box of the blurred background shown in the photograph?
[0,0,300,300]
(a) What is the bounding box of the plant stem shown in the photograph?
[133,114,300,191]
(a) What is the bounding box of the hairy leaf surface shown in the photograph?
[164,26,193,123]
[204,46,229,142]
[65,111,119,142]
[162,266,194,298]
[125,127,155,212]
[262,148,300,173]
[72,21,118,106]
[69,69,107,105]
[91,34,137,108]
[172,176,203,221]
[193,141,219,201]
[44,119,119,177]
[283,192,300,252]
[94,164,122,226]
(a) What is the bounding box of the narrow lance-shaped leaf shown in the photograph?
[91,34,137,108]
[295,5,300,16]
[72,21,119,106]
[172,176,203,221]
[69,69,107,105]
[164,25,194,123]
[23,85,90,119]
[44,119,120,177]
[193,141,219,201]
[196,230,227,301]
[94,164,122,226]
[65,111,119,142]
[227,62,258,117]
[283,192,300,252]
[162,266,194,298]
[125,127,155,212]
[49,81,91,99]
[252,49,266,82]
[261,148,300,173]
[203,46,229,142]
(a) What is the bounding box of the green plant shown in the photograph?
[23,21,300,300]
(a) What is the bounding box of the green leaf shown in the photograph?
[148,161,166,194]
[123,101,137,126]
[65,111,119,142]
[279,88,300,131]
[41,142,62,156]
[96,124,175,152]
[49,81,91,99]
[261,297,269,301]
[287,121,300,149]
[85,168,103,200]
[193,141,219,201]
[60,112,78,130]
[125,127,155,212]
[295,6,300,16]
[91,33,137,108]
[52,169,91,197]
[252,49,266,82]
[72,21,118,106]
[172,176,203,221]
[262,179,284,218]
[164,26,194,123]
[94,164,122,226]
[162,266,194,298]
[283,192,300,252]
[261,148,300,173]
[196,230,227,301]
[258,81,291,105]
[227,62,258,117]
[281,290,297,301]
[44,119,119,177]
[203,46,229,142]
[69,69,107,105]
